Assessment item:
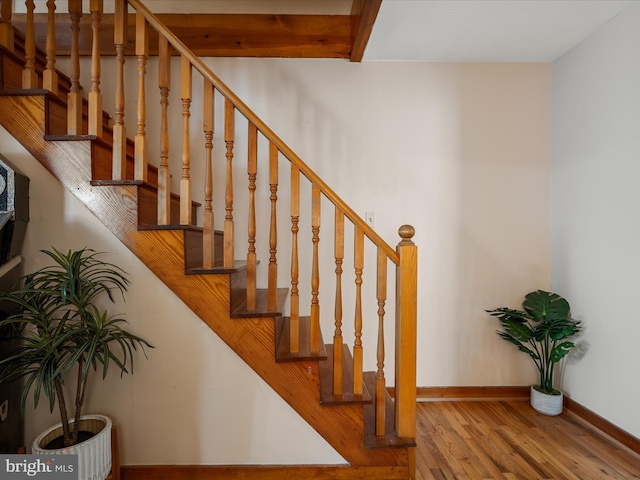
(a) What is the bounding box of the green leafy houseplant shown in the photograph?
[486,290,581,395]
[0,248,152,448]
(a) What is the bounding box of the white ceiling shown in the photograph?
[31,0,635,62]
[364,0,636,62]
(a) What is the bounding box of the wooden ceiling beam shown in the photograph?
[350,0,383,62]
[11,13,352,58]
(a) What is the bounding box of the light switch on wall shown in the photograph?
[365,212,376,228]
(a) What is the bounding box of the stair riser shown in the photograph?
[183,228,224,270]
[229,269,247,313]
[0,49,26,90]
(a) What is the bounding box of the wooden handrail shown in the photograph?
[126,0,399,265]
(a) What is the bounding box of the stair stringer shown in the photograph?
[0,92,410,470]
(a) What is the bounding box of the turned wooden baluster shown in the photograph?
[310,184,321,353]
[88,0,103,137]
[0,0,15,51]
[247,122,258,311]
[224,97,235,268]
[395,225,417,439]
[202,80,215,268]
[22,0,37,88]
[42,0,58,94]
[333,207,345,395]
[157,34,171,225]
[134,12,148,181]
[180,55,192,225]
[290,164,300,353]
[67,0,82,135]
[375,248,387,436]
[268,142,278,310]
[112,0,127,179]
[353,225,364,395]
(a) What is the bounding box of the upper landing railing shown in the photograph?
[0,0,417,444]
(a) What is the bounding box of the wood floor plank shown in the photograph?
[416,400,640,480]
[576,434,640,478]
[438,404,500,479]
[478,422,547,479]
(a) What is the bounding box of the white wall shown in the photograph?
[186,59,551,388]
[1,57,552,463]
[551,3,640,438]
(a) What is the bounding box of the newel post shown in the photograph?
[395,225,417,440]
[0,0,14,51]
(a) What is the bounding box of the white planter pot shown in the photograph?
[32,414,112,480]
[530,386,563,416]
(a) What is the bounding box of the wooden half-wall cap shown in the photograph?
[11,13,352,58]
[11,0,382,61]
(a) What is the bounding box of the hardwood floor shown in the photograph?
[416,400,640,480]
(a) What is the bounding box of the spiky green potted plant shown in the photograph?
[0,248,152,480]
[486,290,581,415]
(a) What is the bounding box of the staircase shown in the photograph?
[0,1,418,478]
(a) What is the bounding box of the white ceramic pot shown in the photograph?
[530,386,563,416]
[32,414,112,480]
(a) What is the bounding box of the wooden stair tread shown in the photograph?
[93,179,145,187]
[0,88,54,96]
[138,223,203,232]
[363,372,416,450]
[45,134,99,141]
[319,343,372,406]
[275,316,328,362]
[186,261,248,275]
[232,287,289,318]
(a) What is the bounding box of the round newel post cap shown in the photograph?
[398,225,415,246]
